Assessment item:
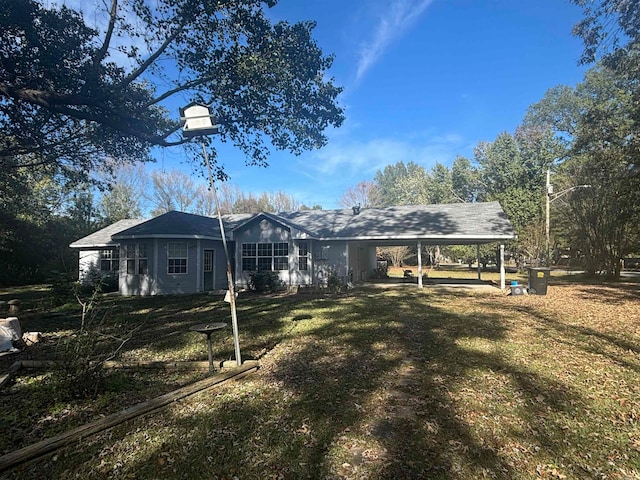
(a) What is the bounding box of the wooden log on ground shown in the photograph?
[103,360,212,371]
[0,360,259,472]
[20,360,216,371]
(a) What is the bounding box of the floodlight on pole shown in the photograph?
[180,103,242,367]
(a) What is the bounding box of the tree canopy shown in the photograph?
[0,0,344,185]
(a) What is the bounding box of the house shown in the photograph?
[69,202,516,295]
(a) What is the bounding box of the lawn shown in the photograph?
[1,277,640,479]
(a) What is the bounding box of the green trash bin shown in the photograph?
[528,267,551,295]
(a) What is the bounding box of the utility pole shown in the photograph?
[544,168,591,268]
[546,169,552,266]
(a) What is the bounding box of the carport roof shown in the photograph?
[273,201,515,244]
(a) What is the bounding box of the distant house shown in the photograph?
[69,202,516,296]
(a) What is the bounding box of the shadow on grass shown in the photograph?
[9,287,594,479]
[491,286,640,371]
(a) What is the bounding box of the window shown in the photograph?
[168,242,188,274]
[241,242,289,271]
[99,249,119,273]
[241,243,256,271]
[257,243,273,271]
[138,243,148,275]
[273,242,288,271]
[298,241,309,271]
[124,243,148,275]
[204,250,213,273]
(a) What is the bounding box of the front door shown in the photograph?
[203,249,215,291]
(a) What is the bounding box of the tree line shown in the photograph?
[1,0,638,283]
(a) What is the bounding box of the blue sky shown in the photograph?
[155,0,589,210]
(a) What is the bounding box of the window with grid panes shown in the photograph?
[124,243,147,275]
[298,241,308,271]
[241,243,256,271]
[167,242,187,274]
[241,242,289,271]
[99,249,119,272]
[257,243,272,270]
[273,242,289,270]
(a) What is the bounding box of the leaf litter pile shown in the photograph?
[3,280,640,479]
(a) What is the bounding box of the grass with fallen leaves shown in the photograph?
[1,277,640,479]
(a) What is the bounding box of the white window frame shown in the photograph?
[99,249,119,273]
[167,242,188,274]
[241,242,289,271]
[124,243,148,275]
[298,241,309,271]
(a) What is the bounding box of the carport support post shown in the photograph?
[499,244,505,289]
[417,241,423,288]
[476,244,482,280]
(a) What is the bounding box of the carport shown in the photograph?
[341,202,516,289]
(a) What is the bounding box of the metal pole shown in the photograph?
[417,241,423,288]
[201,143,242,367]
[545,169,551,267]
[499,244,505,290]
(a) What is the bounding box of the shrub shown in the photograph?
[46,283,134,400]
[248,270,284,293]
[48,270,76,306]
[327,273,342,293]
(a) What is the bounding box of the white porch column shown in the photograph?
[476,244,482,280]
[345,241,350,283]
[417,241,423,288]
[499,244,505,289]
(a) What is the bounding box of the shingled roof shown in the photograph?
[70,202,515,248]
[69,219,147,248]
[111,210,251,240]
[273,201,515,244]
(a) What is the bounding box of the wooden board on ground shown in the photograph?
[0,361,259,472]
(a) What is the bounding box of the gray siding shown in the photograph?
[154,239,197,294]
[348,243,377,283]
[312,240,348,286]
[289,239,312,286]
[119,240,155,296]
[118,238,228,296]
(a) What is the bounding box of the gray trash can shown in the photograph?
[528,267,551,295]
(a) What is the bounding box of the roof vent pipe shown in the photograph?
[352,204,361,215]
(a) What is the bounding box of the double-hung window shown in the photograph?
[124,243,148,275]
[298,241,309,271]
[242,243,257,271]
[167,242,188,274]
[273,242,289,270]
[257,243,273,271]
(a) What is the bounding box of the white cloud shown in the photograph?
[356,0,434,82]
[303,131,465,179]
